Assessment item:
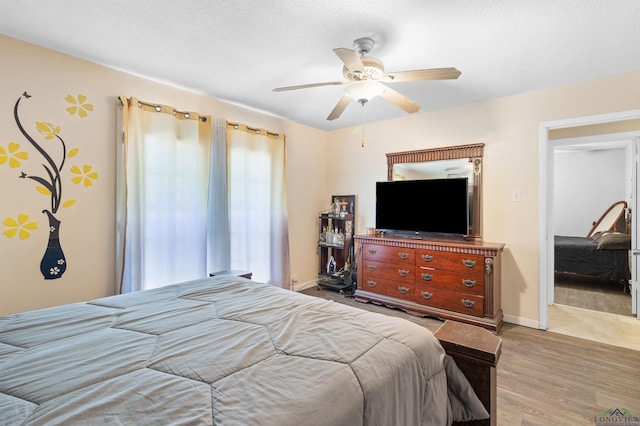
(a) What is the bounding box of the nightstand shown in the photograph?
[209,270,253,280]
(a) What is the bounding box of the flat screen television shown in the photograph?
[375,178,469,237]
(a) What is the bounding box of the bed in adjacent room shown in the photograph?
[554,234,631,283]
[0,276,492,425]
[554,200,631,289]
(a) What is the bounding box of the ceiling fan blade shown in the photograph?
[327,95,351,120]
[273,81,345,92]
[383,67,461,82]
[379,86,421,113]
[333,48,364,73]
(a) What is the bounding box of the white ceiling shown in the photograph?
[2,1,640,131]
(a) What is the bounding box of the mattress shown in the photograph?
[554,235,630,282]
[0,276,487,425]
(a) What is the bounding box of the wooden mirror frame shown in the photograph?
[586,200,628,237]
[386,143,484,241]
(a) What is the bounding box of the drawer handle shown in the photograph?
[420,291,433,299]
[367,264,377,271]
[398,286,410,294]
[398,252,409,259]
[368,248,377,255]
[398,269,410,277]
[461,299,476,308]
[462,279,476,288]
[422,254,433,262]
[462,259,477,268]
[367,280,377,288]
[421,273,433,281]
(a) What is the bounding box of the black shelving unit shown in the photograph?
[317,195,356,293]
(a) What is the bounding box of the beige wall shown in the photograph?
[0,35,327,315]
[3,34,640,326]
[326,71,640,325]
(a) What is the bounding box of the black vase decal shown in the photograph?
[7,93,97,280]
[40,210,66,279]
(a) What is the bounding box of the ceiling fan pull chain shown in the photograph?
[361,100,366,147]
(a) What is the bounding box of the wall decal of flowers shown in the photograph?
[65,94,94,117]
[3,214,38,240]
[1,92,99,280]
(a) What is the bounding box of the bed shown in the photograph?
[0,276,491,425]
[554,200,631,286]
[554,234,630,282]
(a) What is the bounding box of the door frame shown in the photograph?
[538,109,640,330]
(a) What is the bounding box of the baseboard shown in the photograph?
[503,313,540,329]
[293,280,317,292]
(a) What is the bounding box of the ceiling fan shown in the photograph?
[273,37,461,121]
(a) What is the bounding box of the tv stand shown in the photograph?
[354,234,504,332]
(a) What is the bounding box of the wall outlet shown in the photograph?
[512,191,521,202]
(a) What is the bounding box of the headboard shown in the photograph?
[586,200,628,237]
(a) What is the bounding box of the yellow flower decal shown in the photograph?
[71,164,99,187]
[36,122,61,140]
[3,214,38,240]
[34,184,75,207]
[66,94,93,117]
[36,186,51,195]
[0,142,29,168]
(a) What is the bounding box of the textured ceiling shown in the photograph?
[1,0,640,131]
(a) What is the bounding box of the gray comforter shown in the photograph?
[0,276,487,425]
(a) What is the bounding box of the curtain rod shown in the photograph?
[119,97,207,122]
[227,121,280,139]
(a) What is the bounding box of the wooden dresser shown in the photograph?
[355,234,504,332]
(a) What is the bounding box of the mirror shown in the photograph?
[386,143,484,241]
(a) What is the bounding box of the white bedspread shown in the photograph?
[0,276,487,425]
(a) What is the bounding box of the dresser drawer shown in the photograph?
[386,280,415,301]
[361,277,415,301]
[361,275,386,294]
[416,267,484,295]
[415,285,484,316]
[416,250,484,276]
[362,260,415,282]
[363,244,414,265]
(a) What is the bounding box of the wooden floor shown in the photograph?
[300,287,640,426]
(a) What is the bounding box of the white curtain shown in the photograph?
[207,118,230,273]
[227,123,290,288]
[117,97,215,292]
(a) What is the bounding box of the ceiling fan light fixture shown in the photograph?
[344,81,385,102]
[274,36,459,122]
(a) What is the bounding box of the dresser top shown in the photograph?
[355,234,504,253]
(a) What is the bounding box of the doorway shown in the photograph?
[552,141,634,326]
[539,110,640,338]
